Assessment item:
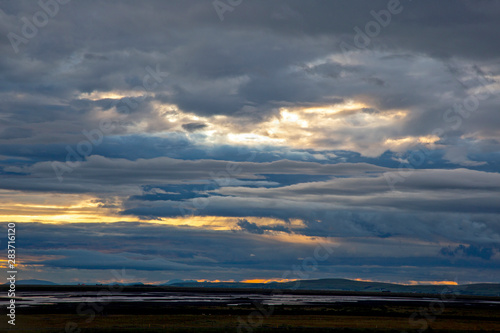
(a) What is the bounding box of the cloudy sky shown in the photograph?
[1,0,499,285]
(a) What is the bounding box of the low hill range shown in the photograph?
[166,278,500,297]
[11,279,58,285]
[8,278,500,296]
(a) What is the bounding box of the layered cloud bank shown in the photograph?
[0,0,499,284]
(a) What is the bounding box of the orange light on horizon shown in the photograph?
[353,278,374,282]
[241,278,299,284]
[406,280,458,286]
[195,279,236,283]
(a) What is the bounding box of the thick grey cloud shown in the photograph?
[37,249,203,271]
[1,0,499,146]
[2,156,388,192]
[236,218,291,235]
[1,0,499,284]
[8,222,498,284]
[440,244,497,260]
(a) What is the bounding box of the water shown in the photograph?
[2,291,499,308]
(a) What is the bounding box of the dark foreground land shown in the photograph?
[1,286,499,333]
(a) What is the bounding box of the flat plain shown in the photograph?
[1,286,499,332]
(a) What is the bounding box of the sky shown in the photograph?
[0,0,499,285]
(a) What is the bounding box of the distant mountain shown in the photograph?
[124,282,147,286]
[168,278,500,297]
[162,279,198,285]
[65,281,147,286]
[9,279,58,285]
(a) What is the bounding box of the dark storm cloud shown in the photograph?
[0,135,356,165]
[2,156,388,192]
[13,222,317,276]
[37,249,201,271]
[440,244,497,260]
[0,126,33,140]
[1,0,499,153]
[236,219,291,235]
[181,122,207,132]
[7,222,498,283]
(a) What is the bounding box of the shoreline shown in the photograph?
[2,284,500,302]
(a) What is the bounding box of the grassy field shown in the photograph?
[2,286,499,332]
[2,303,499,333]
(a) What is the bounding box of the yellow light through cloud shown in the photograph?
[0,190,310,235]
[78,90,148,101]
[384,135,440,152]
[148,99,415,155]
